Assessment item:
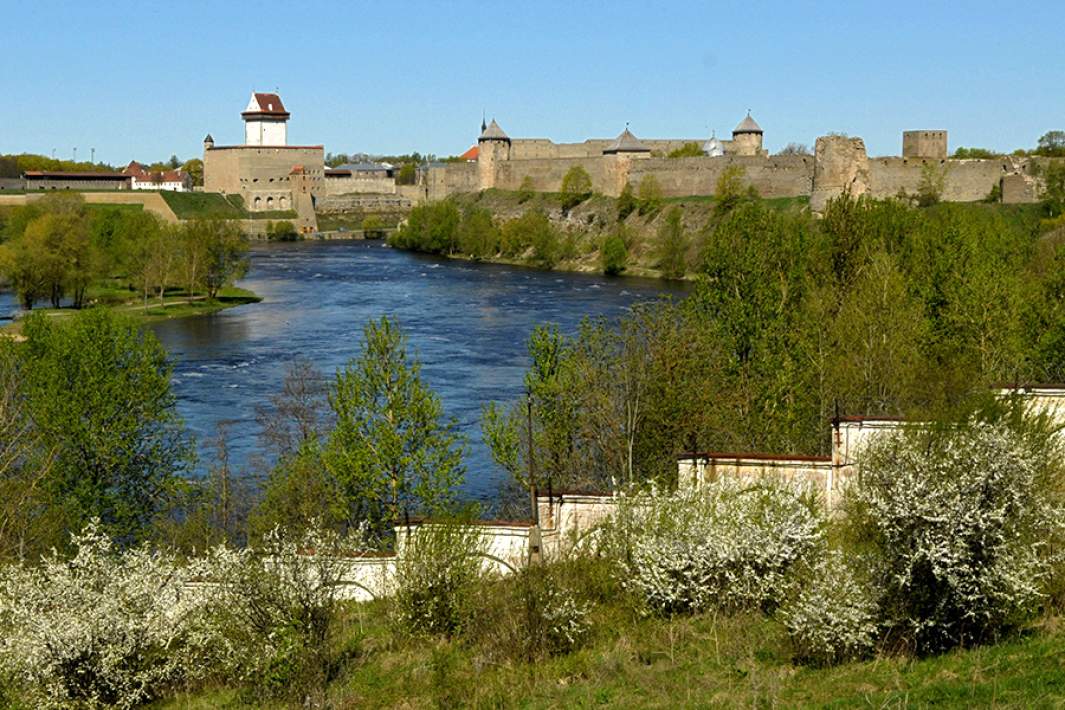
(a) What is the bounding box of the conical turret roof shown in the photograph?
[733,112,763,135]
[603,127,650,154]
[478,119,510,143]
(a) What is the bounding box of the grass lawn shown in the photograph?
[160,191,297,221]
[150,598,1065,709]
[1,283,260,334]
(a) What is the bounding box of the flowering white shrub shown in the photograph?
[393,521,487,637]
[607,479,824,615]
[777,551,878,666]
[0,521,223,709]
[204,522,374,696]
[848,423,1065,653]
[538,583,592,652]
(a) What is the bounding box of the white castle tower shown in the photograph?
[242,92,289,146]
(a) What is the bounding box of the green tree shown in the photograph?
[1035,130,1065,157]
[267,220,299,241]
[396,162,417,185]
[636,175,663,215]
[500,210,558,266]
[181,158,204,186]
[916,162,947,207]
[952,147,998,159]
[559,166,593,210]
[656,206,688,278]
[361,215,385,239]
[19,309,190,544]
[714,164,748,212]
[390,201,460,255]
[667,142,704,158]
[190,219,248,299]
[324,317,465,533]
[1040,161,1065,217]
[517,176,535,203]
[616,182,637,221]
[456,207,499,259]
[601,232,628,276]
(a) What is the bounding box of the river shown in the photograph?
[1,241,684,501]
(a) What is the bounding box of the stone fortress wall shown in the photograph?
[417,115,1060,211]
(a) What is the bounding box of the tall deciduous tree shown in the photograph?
[19,309,191,544]
[324,317,465,533]
[193,219,248,299]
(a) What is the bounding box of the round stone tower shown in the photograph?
[477,119,511,190]
[731,111,764,156]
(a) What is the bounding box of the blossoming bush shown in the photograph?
[205,522,373,701]
[846,423,1065,654]
[393,521,488,637]
[0,521,223,709]
[777,551,878,666]
[607,480,824,615]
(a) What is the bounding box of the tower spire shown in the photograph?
[481,110,487,133]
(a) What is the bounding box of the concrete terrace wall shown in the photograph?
[628,155,814,198]
[426,162,478,201]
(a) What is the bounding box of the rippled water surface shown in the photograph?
[3,241,684,500]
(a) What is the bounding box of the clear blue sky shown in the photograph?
[1,0,1060,165]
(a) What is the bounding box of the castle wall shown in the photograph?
[323,174,396,196]
[492,156,611,194]
[426,161,478,201]
[509,138,722,160]
[627,155,813,198]
[204,146,324,212]
[867,157,1009,202]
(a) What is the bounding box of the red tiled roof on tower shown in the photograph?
[460,145,479,161]
[242,92,290,118]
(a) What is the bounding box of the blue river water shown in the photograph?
[1,241,684,500]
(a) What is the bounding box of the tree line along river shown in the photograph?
[2,240,685,501]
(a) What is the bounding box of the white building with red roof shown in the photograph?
[122,161,192,192]
[242,92,290,147]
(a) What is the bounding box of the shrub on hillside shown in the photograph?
[456,207,500,259]
[714,164,748,212]
[616,182,637,221]
[500,210,560,267]
[606,480,824,616]
[205,522,373,702]
[393,521,487,638]
[0,521,223,709]
[266,219,298,241]
[844,422,1064,654]
[777,551,878,666]
[560,166,593,210]
[390,200,460,254]
[601,231,628,275]
[636,175,663,215]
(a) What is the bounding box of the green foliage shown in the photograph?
[559,166,593,210]
[666,142,704,158]
[916,162,947,207]
[600,231,628,275]
[616,182,637,221]
[1040,161,1065,217]
[181,158,204,186]
[656,206,688,278]
[393,521,486,638]
[18,310,189,545]
[323,317,465,534]
[953,146,999,159]
[499,209,558,266]
[193,219,249,299]
[1035,130,1065,157]
[266,219,298,241]
[361,214,386,238]
[390,200,460,254]
[517,176,535,203]
[714,164,748,212]
[456,206,499,259]
[636,175,663,215]
[396,163,417,185]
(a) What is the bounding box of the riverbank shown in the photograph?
[0,285,261,335]
[386,189,809,280]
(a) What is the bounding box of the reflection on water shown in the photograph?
[4,241,685,501]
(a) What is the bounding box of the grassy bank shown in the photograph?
[1,284,260,334]
[152,598,1065,709]
[160,191,296,220]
